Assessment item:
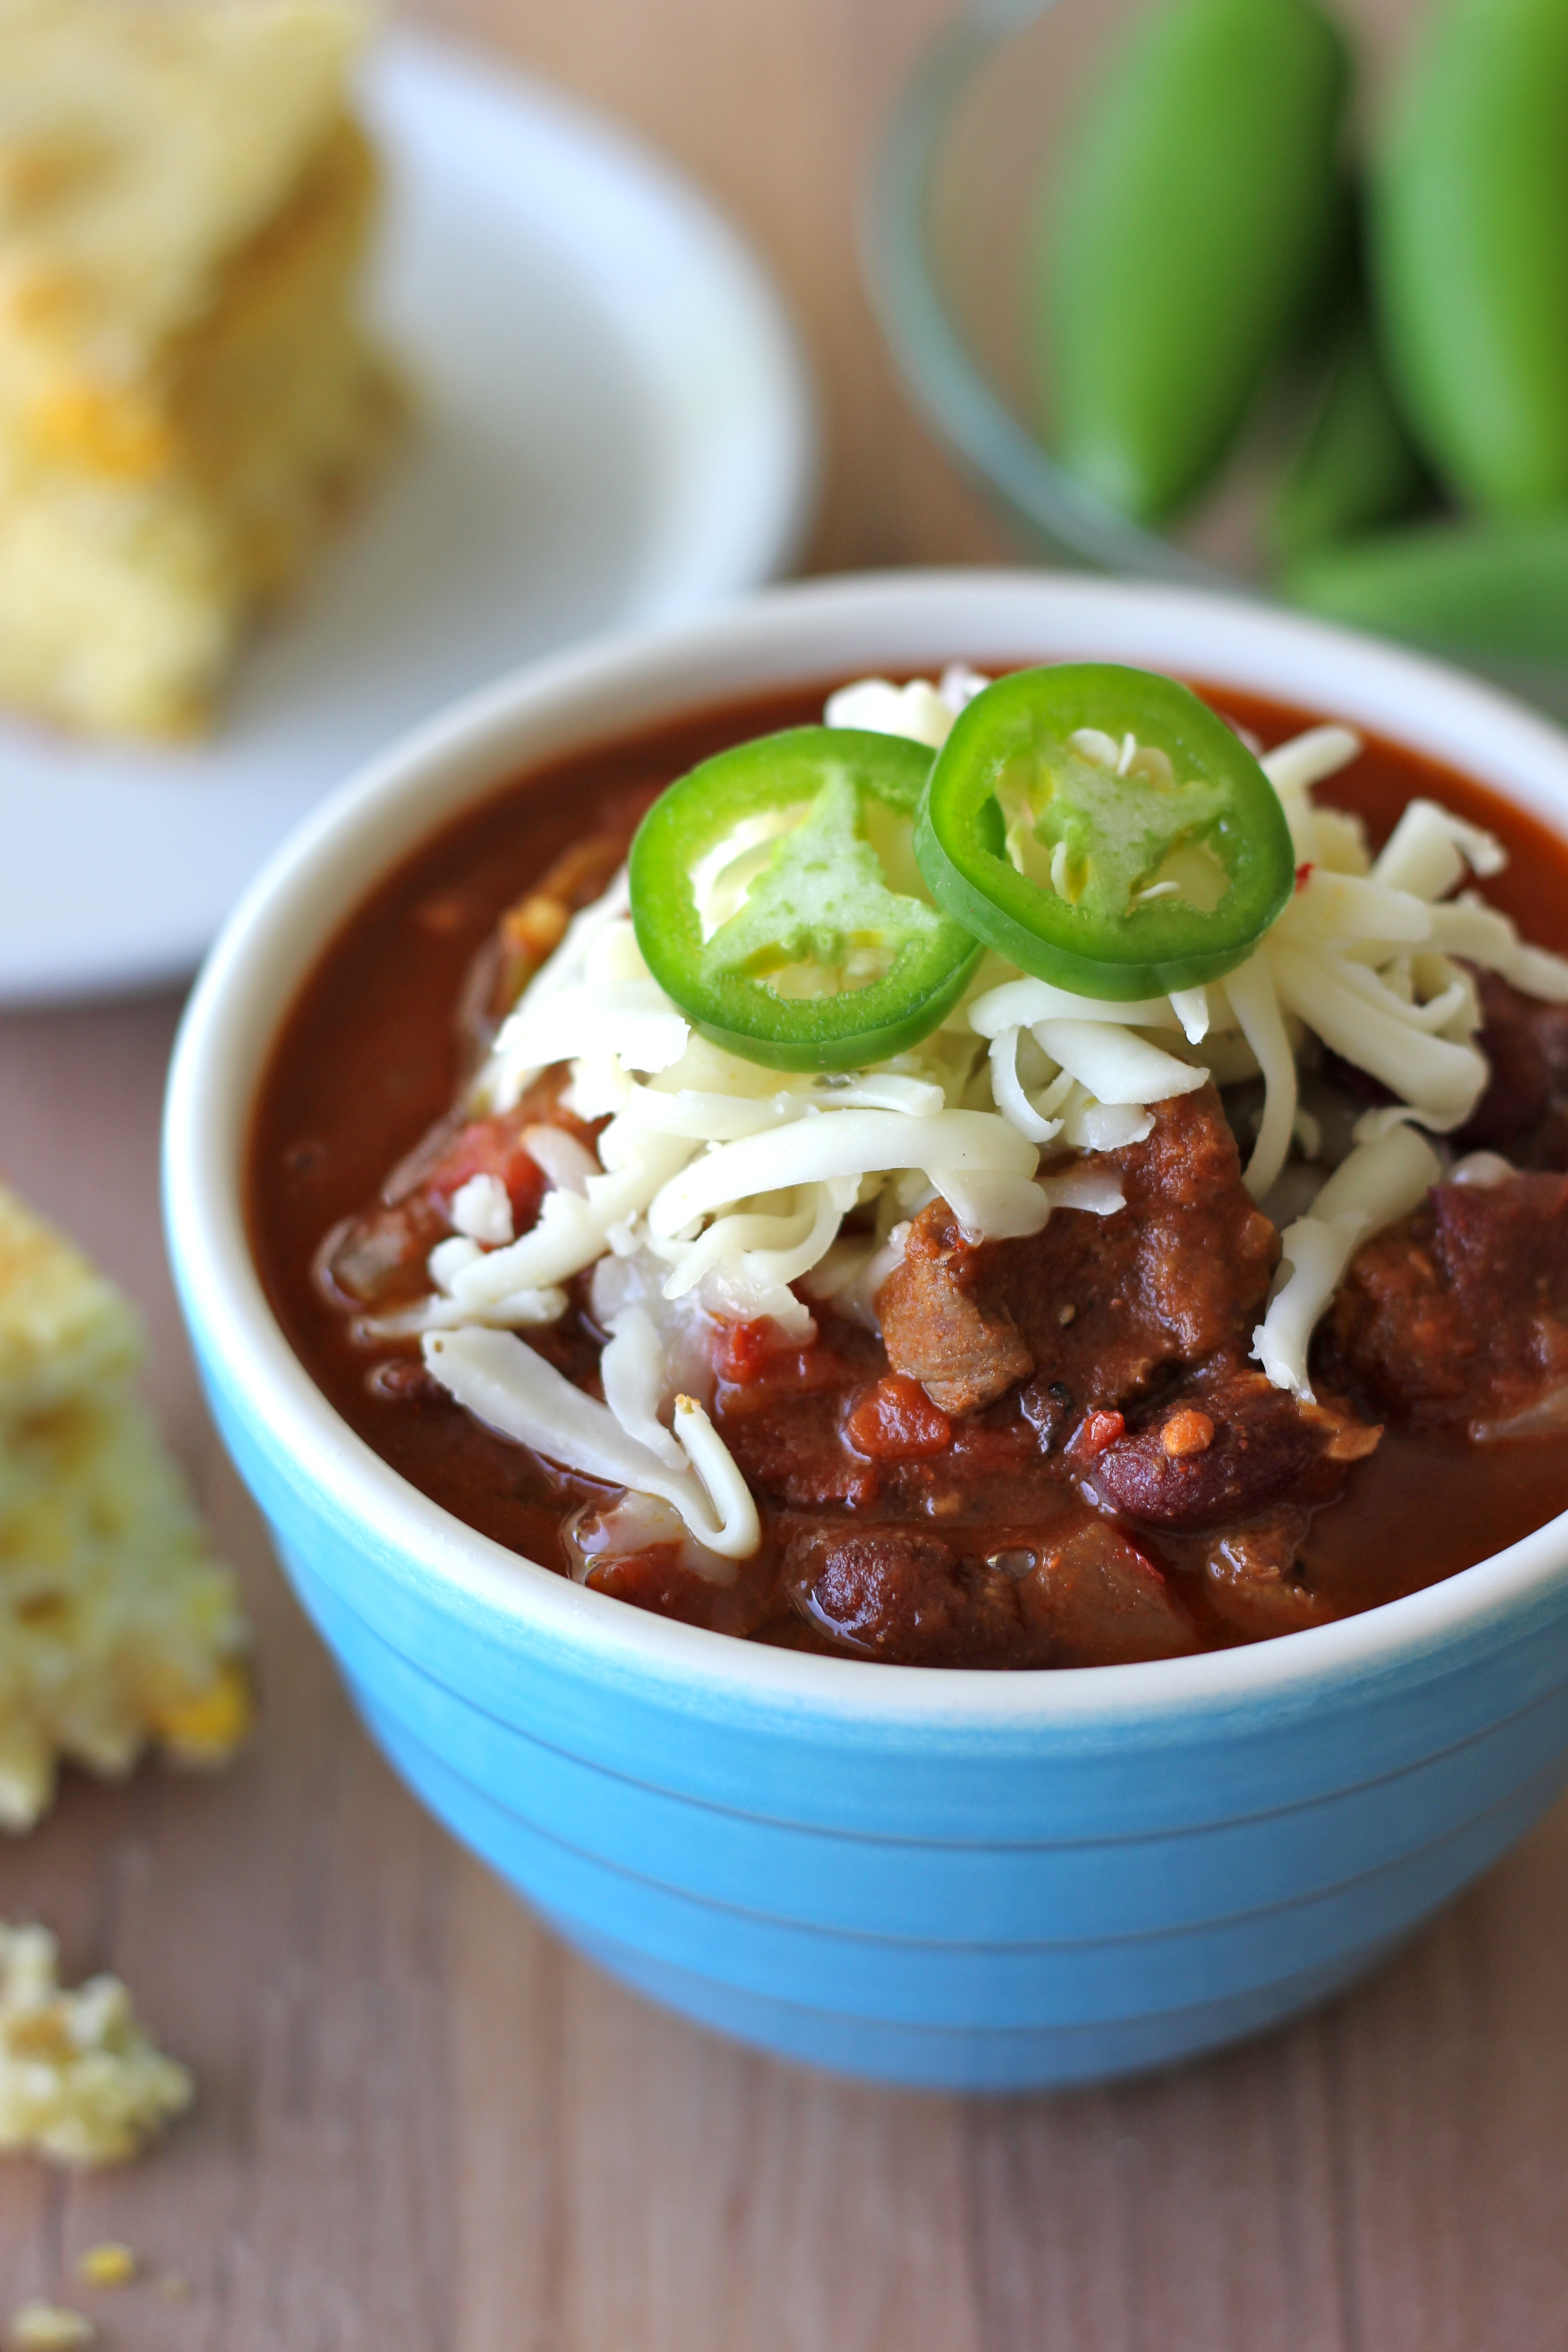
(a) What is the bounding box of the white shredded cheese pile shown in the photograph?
[397,670,1568,1555]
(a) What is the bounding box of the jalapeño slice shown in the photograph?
[915,665,1295,998]
[629,727,984,1072]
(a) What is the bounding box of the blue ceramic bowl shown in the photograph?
[164,572,1568,2091]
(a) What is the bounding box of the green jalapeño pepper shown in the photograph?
[1374,0,1568,518]
[914,666,1295,999]
[1268,309,1432,568]
[628,727,984,1073]
[1043,0,1351,522]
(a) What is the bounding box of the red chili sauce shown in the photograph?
[247,680,1568,1667]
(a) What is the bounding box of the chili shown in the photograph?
[629,726,983,1072]
[915,664,1295,998]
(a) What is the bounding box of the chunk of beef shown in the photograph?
[781,1510,1198,1667]
[1016,1517,1200,1665]
[990,1084,1278,1406]
[1203,1509,1323,1638]
[1332,1172,1568,1432]
[1453,971,1568,1170]
[878,1086,1278,1422]
[783,1527,1023,1664]
[843,1374,954,1460]
[874,1210,1033,1414]
[1082,1366,1379,1534]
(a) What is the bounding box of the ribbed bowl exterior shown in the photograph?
[184,1318,1568,2090]
[165,573,1568,2092]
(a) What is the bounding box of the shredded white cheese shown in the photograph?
[1252,1125,1443,1398]
[450,1174,513,1246]
[1373,798,1506,900]
[423,1329,757,1568]
[409,671,1568,1552]
[822,664,987,748]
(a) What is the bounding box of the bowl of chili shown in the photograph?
[165,570,1568,2089]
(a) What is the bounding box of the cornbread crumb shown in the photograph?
[0,1923,192,2165]
[0,1185,138,1417]
[0,1181,253,1830]
[7,2301,94,2350]
[0,0,402,737]
[74,2246,136,2288]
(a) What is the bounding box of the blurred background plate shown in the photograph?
[0,29,816,1006]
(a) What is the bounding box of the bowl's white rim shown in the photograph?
[165,568,1568,1731]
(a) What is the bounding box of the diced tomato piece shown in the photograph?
[424,1116,548,1230]
[715,1319,795,1384]
[1068,1408,1127,1462]
[844,1373,954,1461]
[584,1545,714,1625]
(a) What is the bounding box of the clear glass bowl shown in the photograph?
[866,0,1242,587]
[860,0,1568,700]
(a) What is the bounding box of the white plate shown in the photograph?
[0,31,815,1004]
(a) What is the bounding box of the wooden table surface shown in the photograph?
[6,2,1568,2345]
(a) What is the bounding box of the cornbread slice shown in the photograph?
[0,1922,192,2165]
[73,2249,136,2289]
[0,1183,252,1831]
[7,2303,95,2350]
[0,0,402,737]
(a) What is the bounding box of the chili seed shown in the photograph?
[1162,1407,1217,1457]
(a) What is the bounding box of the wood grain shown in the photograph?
[5,3,1568,2345]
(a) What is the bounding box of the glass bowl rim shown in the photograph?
[861,0,1271,595]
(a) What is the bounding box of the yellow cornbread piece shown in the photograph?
[0,1183,252,1831]
[0,0,402,737]
[0,1922,191,2167]
[73,2248,136,2289]
[7,2303,95,2350]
